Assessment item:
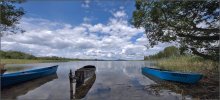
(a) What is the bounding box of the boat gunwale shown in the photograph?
[77,65,96,71]
[2,65,58,77]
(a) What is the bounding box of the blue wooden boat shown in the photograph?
[141,67,203,84]
[1,65,58,88]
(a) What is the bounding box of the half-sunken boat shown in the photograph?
[75,65,96,86]
[0,64,6,74]
[1,65,58,88]
[69,65,96,100]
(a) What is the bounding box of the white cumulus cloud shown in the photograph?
[82,0,90,8]
[113,10,126,18]
[1,9,175,60]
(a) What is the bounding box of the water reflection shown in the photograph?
[75,74,96,99]
[141,71,165,84]
[1,74,58,99]
[1,61,187,100]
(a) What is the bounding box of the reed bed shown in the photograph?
[156,56,218,73]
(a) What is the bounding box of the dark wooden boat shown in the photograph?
[142,67,203,84]
[69,65,96,100]
[0,64,6,74]
[0,69,7,74]
[75,65,96,86]
[1,65,58,88]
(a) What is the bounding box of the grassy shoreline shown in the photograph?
[154,55,219,86]
[154,56,218,73]
[147,56,219,99]
[0,59,78,64]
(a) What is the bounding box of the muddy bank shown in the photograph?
[144,69,219,99]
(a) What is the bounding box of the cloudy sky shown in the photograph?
[1,0,175,60]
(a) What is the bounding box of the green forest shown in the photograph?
[0,50,78,61]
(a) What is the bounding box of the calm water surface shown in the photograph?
[1,61,189,100]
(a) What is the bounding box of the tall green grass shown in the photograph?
[156,56,218,73]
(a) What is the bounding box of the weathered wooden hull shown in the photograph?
[75,65,96,86]
[69,65,96,100]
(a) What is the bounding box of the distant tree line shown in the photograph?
[144,46,180,60]
[0,50,77,61]
[0,50,36,59]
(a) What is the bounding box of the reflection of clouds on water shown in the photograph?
[122,62,155,86]
[129,77,145,89]
[89,83,111,95]
[17,76,70,100]
[2,61,186,100]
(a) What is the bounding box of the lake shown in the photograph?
[1,61,190,100]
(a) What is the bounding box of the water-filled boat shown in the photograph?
[75,65,96,86]
[1,65,58,88]
[141,67,203,84]
[69,65,96,100]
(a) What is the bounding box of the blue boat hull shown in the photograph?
[141,67,203,84]
[1,65,58,88]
